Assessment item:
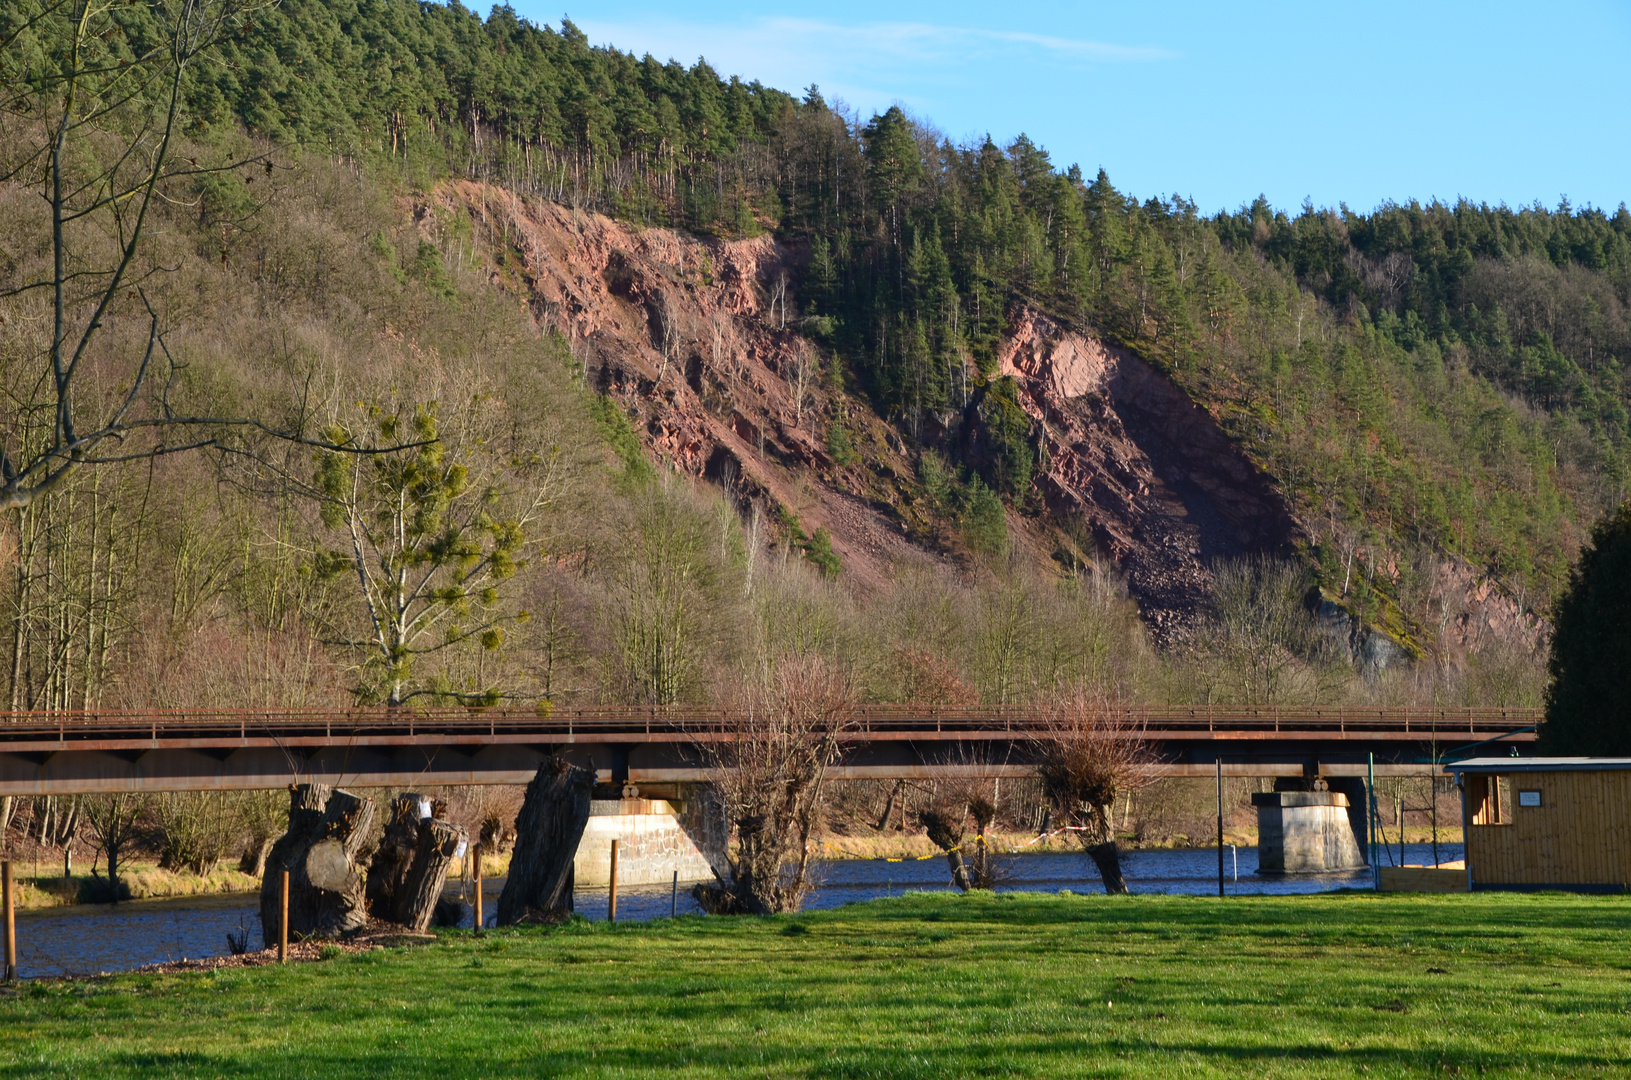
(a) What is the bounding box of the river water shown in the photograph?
[10,843,1461,979]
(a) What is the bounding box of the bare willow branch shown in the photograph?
[695,656,857,914]
[1031,686,1153,894]
[0,0,317,512]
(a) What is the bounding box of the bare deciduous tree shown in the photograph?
[1033,688,1151,894]
[601,475,736,706]
[154,791,238,875]
[788,350,819,428]
[0,0,348,511]
[710,311,728,376]
[1207,555,1331,705]
[965,786,1000,888]
[769,271,789,331]
[81,791,148,900]
[696,656,856,914]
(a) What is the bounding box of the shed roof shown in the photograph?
[1446,756,1631,774]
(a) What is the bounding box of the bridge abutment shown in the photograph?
[571,789,725,887]
[1254,789,1367,873]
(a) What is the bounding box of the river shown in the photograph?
[10,843,1461,979]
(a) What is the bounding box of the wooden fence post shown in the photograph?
[278,870,289,963]
[473,846,483,935]
[608,840,619,923]
[3,860,15,982]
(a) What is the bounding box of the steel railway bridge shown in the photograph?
[0,705,1538,796]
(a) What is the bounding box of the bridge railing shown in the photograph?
[0,704,1542,745]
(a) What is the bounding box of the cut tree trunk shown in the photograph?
[260,784,376,946]
[364,793,467,932]
[365,794,423,918]
[497,758,595,925]
[393,819,466,931]
[968,827,993,889]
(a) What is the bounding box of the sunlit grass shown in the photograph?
[3,890,1628,1077]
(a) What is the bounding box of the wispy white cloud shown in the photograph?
[984,29,1171,62]
[572,15,1173,117]
[738,18,1173,65]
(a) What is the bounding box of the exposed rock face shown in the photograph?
[434,182,1542,655]
[1313,596,1413,676]
[1418,556,1550,665]
[997,308,1300,640]
[435,182,927,587]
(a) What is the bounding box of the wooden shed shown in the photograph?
[1447,757,1631,892]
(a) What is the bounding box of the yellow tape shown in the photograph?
[818,840,960,862]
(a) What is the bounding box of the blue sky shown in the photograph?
[501,0,1631,216]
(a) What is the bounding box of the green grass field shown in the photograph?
[3,890,1629,1078]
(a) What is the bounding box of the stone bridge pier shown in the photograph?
[568,783,728,888]
[1254,775,1372,874]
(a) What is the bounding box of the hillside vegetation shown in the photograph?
[110,0,1630,624]
[0,0,1591,715]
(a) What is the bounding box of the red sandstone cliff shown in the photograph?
[432,182,929,586]
[429,182,1541,657]
[995,308,1300,640]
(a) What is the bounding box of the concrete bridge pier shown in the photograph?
[569,783,727,888]
[1323,777,1371,858]
[1254,774,1370,874]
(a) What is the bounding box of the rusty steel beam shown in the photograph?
[0,745,1523,797]
[0,703,1539,795]
[0,726,1537,756]
[0,757,1453,795]
[0,704,1543,740]
[635,762,1446,782]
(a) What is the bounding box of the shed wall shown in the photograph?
[1465,770,1631,887]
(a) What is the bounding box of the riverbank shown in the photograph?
[4,823,1466,909]
[7,861,260,910]
[819,825,1465,860]
[4,890,1624,1077]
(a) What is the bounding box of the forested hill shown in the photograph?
[10,0,1629,634]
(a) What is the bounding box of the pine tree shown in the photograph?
[1542,503,1631,754]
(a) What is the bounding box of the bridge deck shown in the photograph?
[0,705,1540,746]
[0,707,1539,794]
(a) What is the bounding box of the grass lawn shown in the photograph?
[2,890,1629,1078]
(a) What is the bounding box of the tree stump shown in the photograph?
[260,784,375,946]
[364,793,467,932]
[393,819,465,931]
[497,758,595,925]
[365,794,424,917]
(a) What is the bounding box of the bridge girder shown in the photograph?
[0,705,1537,794]
[0,736,1506,795]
